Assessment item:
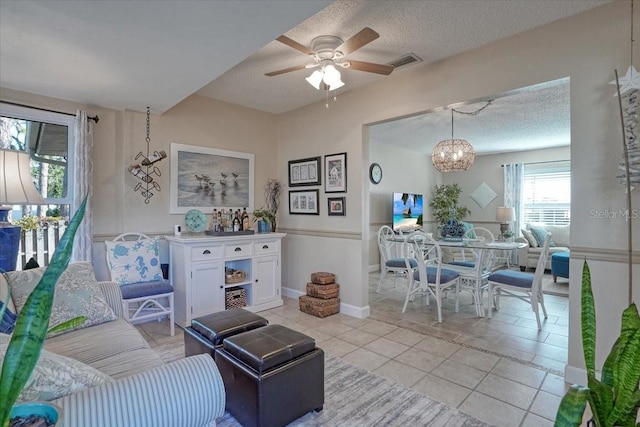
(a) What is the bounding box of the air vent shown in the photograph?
[388,53,422,69]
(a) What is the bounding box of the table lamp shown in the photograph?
[0,148,46,272]
[496,206,515,238]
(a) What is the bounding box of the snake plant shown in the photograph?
[554,261,640,427]
[0,197,87,427]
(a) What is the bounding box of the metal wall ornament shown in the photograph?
[128,107,166,203]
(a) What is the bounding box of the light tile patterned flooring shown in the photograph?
[138,271,586,427]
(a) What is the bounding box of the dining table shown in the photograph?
[390,234,527,317]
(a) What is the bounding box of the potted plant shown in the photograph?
[258,179,282,233]
[428,183,471,226]
[554,261,640,427]
[252,207,276,233]
[0,198,87,427]
[429,183,471,238]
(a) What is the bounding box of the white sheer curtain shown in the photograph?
[71,110,94,262]
[503,163,524,264]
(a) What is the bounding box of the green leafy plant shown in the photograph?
[0,197,87,427]
[429,183,470,225]
[554,261,640,427]
[252,207,276,224]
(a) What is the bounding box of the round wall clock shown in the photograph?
[184,209,207,233]
[369,163,382,184]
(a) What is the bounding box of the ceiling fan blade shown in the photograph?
[276,35,314,55]
[337,27,380,56]
[347,60,394,75]
[264,64,309,77]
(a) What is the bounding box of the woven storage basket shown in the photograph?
[225,287,247,309]
[225,270,247,284]
[310,272,335,285]
[306,282,340,299]
[299,295,339,318]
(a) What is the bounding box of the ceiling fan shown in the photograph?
[265,27,394,90]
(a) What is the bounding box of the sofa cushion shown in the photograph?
[105,237,164,285]
[1,334,113,402]
[529,226,555,247]
[6,262,117,337]
[44,317,165,380]
[0,273,16,313]
[521,229,538,248]
[527,223,570,247]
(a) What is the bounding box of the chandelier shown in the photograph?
[431,101,492,172]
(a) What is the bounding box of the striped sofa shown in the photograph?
[3,274,225,427]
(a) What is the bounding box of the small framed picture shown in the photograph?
[289,189,320,215]
[327,197,345,216]
[324,152,347,193]
[288,156,321,187]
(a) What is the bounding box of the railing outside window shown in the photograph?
[17,221,68,270]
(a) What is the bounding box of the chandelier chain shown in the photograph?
[450,100,493,139]
[145,106,151,144]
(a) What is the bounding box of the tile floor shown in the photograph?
[137,271,586,427]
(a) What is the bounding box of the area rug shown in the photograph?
[216,354,491,427]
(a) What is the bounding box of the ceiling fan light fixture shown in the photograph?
[328,79,345,91]
[305,69,323,90]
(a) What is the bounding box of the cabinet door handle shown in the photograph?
[255,279,259,283]
[234,247,241,252]
[203,249,211,255]
[262,245,269,249]
[220,285,223,289]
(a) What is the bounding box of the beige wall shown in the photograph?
[443,146,571,234]
[1,1,638,385]
[275,1,639,383]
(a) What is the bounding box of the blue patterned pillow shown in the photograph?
[0,301,17,334]
[529,226,556,247]
[6,262,117,337]
[105,237,164,285]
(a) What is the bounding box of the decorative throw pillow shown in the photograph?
[529,226,556,247]
[105,237,164,285]
[0,301,17,334]
[521,229,538,248]
[6,262,117,337]
[0,334,113,402]
[460,222,475,239]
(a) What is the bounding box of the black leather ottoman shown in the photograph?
[215,324,324,427]
[184,308,268,359]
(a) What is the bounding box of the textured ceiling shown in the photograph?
[0,0,608,117]
[369,78,571,155]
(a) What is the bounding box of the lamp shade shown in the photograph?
[0,148,46,205]
[496,206,515,222]
[431,139,475,172]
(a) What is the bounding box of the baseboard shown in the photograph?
[282,287,371,319]
[564,364,588,386]
[368,264,380,273]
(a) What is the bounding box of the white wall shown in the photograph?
[442,146,571,236]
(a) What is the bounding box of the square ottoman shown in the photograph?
[551,252,570,283]
[184,308,268,359]
[215,324,324,427]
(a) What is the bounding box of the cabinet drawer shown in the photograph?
[191,245,222,261]
[254,241,279,255]
[224,242,253,258]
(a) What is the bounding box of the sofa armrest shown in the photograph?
[97,281,124,318]
[53,354,225,427]
[515,237,529,267]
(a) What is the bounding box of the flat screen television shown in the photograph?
[392,192,424,232]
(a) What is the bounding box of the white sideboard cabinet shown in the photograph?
[166,233,286,327]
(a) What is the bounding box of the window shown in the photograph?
[0,103,75,219]
[523,165,570,226]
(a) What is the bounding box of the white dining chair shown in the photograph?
[376,225,417,293]
[487,232,551,330]
[446,227,495,316]
[402,232,460,323]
